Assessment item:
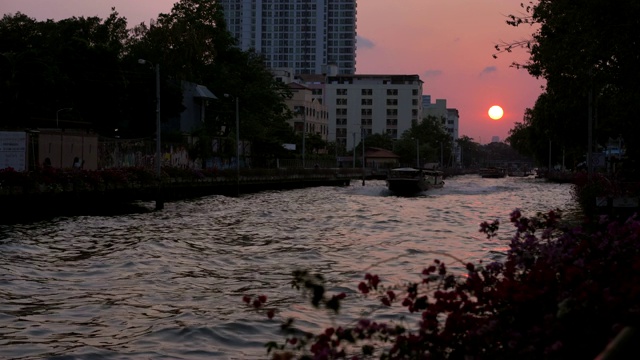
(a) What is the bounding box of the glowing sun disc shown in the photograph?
[488,105,504,120]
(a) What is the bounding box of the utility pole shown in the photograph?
[416,139,420,168]
[362,128,366,186]
[352,132,356,168]
[138,59,163,210]
[302,107,306,168]
[235,97,240,196]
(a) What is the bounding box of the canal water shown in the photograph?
[0,175,580,359]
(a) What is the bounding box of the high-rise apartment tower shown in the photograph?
[218,0,357,75]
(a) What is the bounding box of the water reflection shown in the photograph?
[0,175,578,359]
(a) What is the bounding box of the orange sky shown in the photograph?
[3,0,545,144]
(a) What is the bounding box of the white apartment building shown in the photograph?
[219,0,357,75]
[323,74,423,151]
[422,97,459,141]
[423,96,460,164]
[286,82,329,141]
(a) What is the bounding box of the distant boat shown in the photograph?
[508,169,528,177]
[386,167,429,195]
[423,169,445,189]
[386,167,444,195]
[479,167,507,178]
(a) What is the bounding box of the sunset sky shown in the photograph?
[2,0,545,144]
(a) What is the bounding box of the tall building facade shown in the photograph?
[423,97,459,141]
[219,0,357,75]
[325,75,423,151]
[285,82,329,141]
[423,96,461,165]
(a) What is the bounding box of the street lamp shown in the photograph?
[224,94,240,196]
[138,58,162,209]
[362,128,366,186]
[56,108,73,128]
[416,138,420,168]
[352,132,356,168]
[302,107,306,168]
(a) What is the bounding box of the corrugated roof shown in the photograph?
[288,82,310,90]
[366,147,400,159]
[296,74,327,83]
[194,85,216,99]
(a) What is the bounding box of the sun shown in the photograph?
[488,105,504,120]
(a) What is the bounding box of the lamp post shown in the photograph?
[352,132,356,168]
[548,139,552,173]
[56,108,72,168]
[362,127,366,186]
[302,107,306,168]
[225,94,240,196]
[138,59,163,210]
[56,108,73,128]
[235,97,240,195]
[416,138,420,168]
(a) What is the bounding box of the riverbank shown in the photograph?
[0,166,361,224]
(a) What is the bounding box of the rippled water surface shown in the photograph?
[0,175,580,359]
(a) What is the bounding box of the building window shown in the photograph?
[361,99,372,105]
[386,89,398,96]
[361,89,372,96]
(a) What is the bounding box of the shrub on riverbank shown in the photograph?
[0,166,160,193]
[573,172,640,217]
[246,209,640,359]
[0,166,355,194]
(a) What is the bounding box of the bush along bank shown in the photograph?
[572,172,640,219]
[245,209,640,359]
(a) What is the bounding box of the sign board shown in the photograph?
[282,143,296,151]
[0,131,27,171]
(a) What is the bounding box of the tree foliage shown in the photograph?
[498,0,640,174]
[456,135,484,168]
[1,0,296,166]
[0,10,135,131]
[394,116,453,167]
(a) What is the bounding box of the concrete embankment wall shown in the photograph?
[0,174,355,224]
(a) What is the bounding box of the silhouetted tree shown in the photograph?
[497,0,640,176]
